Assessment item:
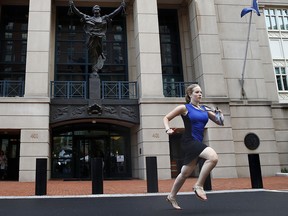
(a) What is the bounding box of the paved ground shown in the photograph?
[0,191,287,216]
[0,176,287,196]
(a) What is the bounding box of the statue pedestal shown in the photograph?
[89,72,101,100]
[88,73,102,114]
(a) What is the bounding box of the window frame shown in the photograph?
[265,8,288,94]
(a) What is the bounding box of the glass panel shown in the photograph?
[52,136,73,177]
[52,124,131,179]
[265,17,272,30]
[275,67,280,74]
[161,34,172,43]
[110,136,126,174]
[0,65,25,80]
[282,75,288,90]
[272,17,277,29]
[279,17,284,30]
[5,22,14,30]
[284,17,288,30]
[277,9,282,16]
[4,33,12,39]
[159,9,183,83]
[276,75,282,90]
[0,6,28,85]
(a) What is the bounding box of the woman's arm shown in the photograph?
[207,109,224,126]
[163,105,186,134]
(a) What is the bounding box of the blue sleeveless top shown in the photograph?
[181,104,209,142]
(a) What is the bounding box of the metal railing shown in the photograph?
[50,80,193,99]
[163,81,196,97]
[102,81,138,99]
[50,81,138,99]
[0,80,25,97]
[50,81,87,99]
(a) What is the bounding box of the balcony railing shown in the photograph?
[50,81,138,99]
[163,81,196,97]
[0,80,25,97]
[102,81,138,99]
[50,81,87,99]
[50,81,194,99]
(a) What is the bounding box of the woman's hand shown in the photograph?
[207,107,224,126]
[166,128,174,135]
[214,108,224,126]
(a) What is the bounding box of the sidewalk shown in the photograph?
[0,176,287,197]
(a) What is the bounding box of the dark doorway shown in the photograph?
[0,131,20,181]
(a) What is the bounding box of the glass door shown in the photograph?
[74,137,106,179]
[51,123,132,180]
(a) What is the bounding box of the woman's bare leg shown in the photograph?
[193,147,218,200]
[167,159,197,209]
[170,159,197,197]
[195,147,218,186]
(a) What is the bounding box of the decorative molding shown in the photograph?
[273,60,286,67]
[268,31,281,38]
[50,103,139,124]
[278,92,288,102]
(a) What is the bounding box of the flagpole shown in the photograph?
[240,11,253,99]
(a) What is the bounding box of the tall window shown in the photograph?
[0,6,28,81]
[55,7,127,82]
[265,8,288,92]
[158,9,184,97]
[158,9,183,83]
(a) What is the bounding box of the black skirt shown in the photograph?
[181,137,207,165]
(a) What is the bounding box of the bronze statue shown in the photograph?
[68,0,126,75]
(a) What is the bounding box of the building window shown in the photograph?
[55,7,127,82]
[275,67,288,91]
[158,9,183,83]
[265,8,288,94]
[265,9,288,30]
[158,9,184,97]
[0,6,28,81]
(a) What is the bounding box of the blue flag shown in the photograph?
[241,0,261,17]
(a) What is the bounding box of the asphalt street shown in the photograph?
[0,190,287,216]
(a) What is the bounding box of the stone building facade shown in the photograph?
[0,0,287,182]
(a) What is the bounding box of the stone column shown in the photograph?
[25,0,51,98]
[132,0,170,180]
[133,0,163,98]
[18,0,51,182]
[188,0,228,98]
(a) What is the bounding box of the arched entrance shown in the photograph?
[51,122,131,180]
